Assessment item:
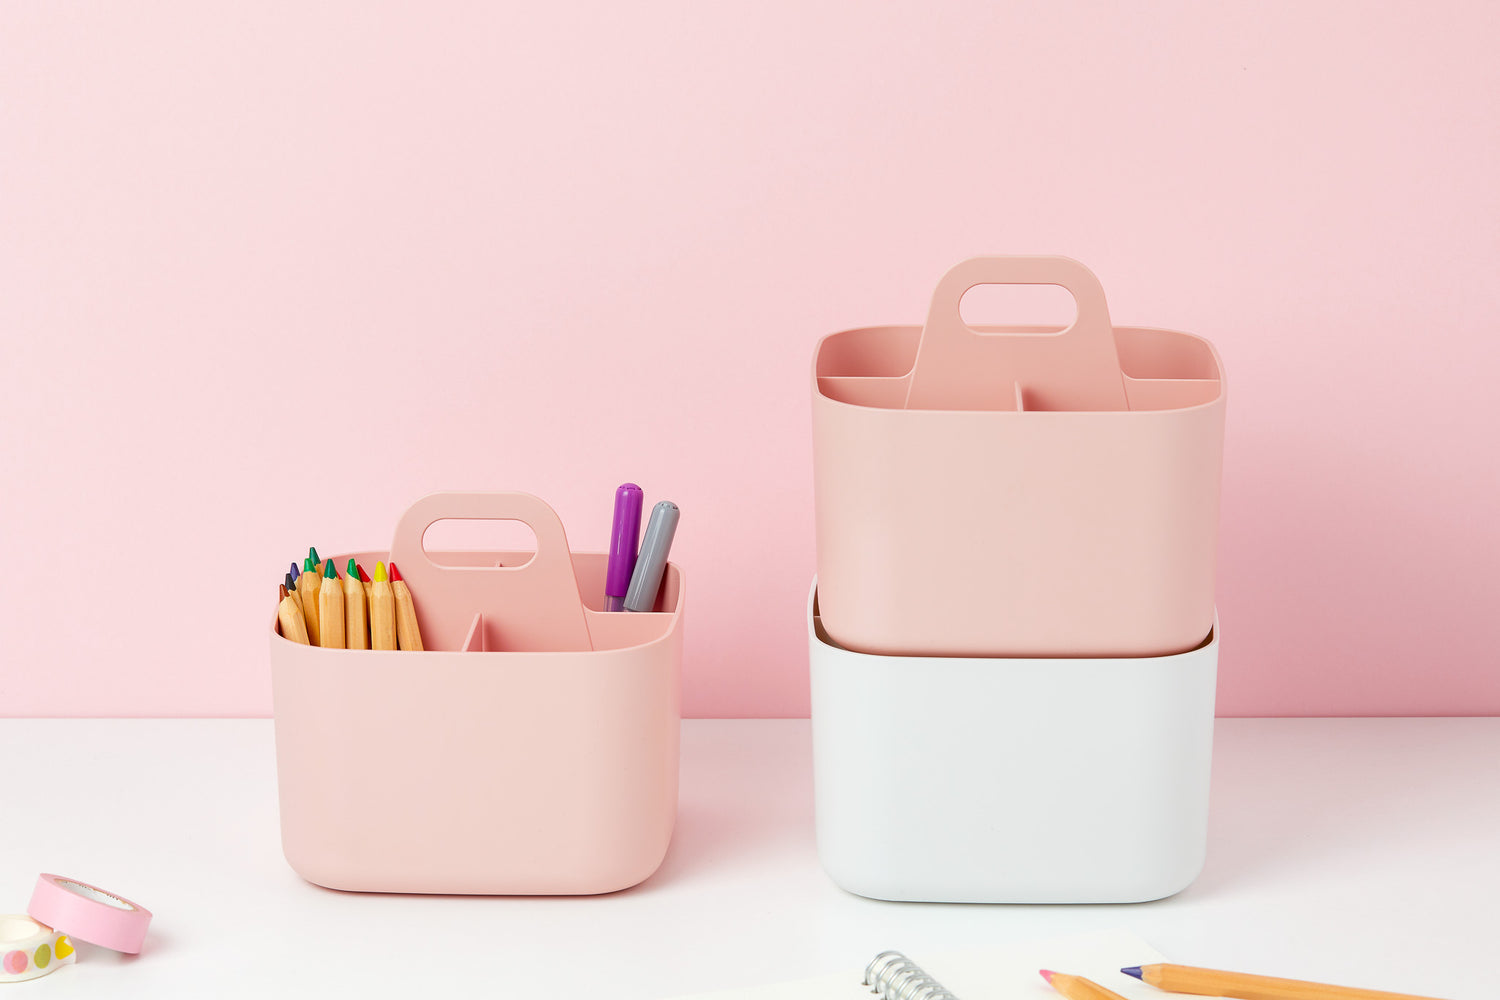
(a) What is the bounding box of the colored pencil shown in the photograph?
[343,558,369,650]
[289,561,300,585]
[298,556,322,646]
[370,561,397,650]
[356,562,372,604]
[388,561,424,651]
[1122,964,1444,1000]
[276,584,310,645]
[1041,970,1129,1000]
[317,559,345,649]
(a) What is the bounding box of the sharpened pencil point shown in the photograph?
[373,561,388,583]
[309,546,320,564]
[323,559,338,580]
[1039,970,1057,984]
[279,584,289,601]
[1120,968,1144,980]
[347,558,358,577]
[356,563,370,583]
[388,562,403,583]
[290,561,300,581]
[303,556,314,573]
[285,572,294,591]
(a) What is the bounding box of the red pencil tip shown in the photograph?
[356,563,371,583]
[1039,970,1055,984]
[387,562,402,582]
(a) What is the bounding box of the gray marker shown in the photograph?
[624,501,679,612]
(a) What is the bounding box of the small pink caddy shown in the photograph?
[270,492,685,895]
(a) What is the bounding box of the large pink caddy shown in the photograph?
[813,256,1225,658]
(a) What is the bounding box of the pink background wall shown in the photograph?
[2,2,1497,718]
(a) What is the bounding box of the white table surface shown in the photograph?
[0,718,1494,999]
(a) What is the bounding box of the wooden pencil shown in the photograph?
[1041,971,1129,1000]
[343,558,368,650]
[298,556,322,646]
[317,559,345,648]
[387,561,423,651]
[276,584,310,644]
[356,562,372,604]
[370,561,397,651]
[1122,964,1445,1000]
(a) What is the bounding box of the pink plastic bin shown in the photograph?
[270,492,684,895]
[812,256,1225,658]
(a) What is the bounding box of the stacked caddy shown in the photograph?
[809,256,1226,903]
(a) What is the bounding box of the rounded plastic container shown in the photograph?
[270,493,684,895]
[808,582,1218,904]
[812,256,1225,658]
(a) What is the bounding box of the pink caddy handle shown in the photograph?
[903,255,1129,411]
[389,492,593,652]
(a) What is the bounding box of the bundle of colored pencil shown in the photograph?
[276,548,423,651]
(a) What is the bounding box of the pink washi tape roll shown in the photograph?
[27,874,152,955]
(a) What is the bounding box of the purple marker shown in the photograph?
[605,483,644,611]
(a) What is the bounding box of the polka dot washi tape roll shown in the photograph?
[0,914,75,983]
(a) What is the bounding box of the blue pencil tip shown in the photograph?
[1120,967,1144,980]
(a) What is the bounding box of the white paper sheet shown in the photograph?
[667,929,1168,1000]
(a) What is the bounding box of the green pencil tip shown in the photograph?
[303,557,313,572]
[373,561,387,582]
[347,557,358,576]
[323,560,338,580]
[309,546,320,563]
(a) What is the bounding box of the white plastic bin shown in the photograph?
[808,581,1218,904]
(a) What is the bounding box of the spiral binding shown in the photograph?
[863,951,960,1000]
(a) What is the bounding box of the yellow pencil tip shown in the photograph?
[373,561,387,582]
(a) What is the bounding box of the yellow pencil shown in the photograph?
[276,584,309,644]
[343,558,368,650]
[387,561,423,651]
[298,556,322,646]
[317,560,345,649]
[1041,970,1130,1000]
[1122,964,1445,1000]
[370,561,397,651]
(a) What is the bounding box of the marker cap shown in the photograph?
[606,484,645,599]
[624,501,679,612]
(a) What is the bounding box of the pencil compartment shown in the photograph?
[807,584,1217,904]
[812,255,1226,658]
[269,492,684,895]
